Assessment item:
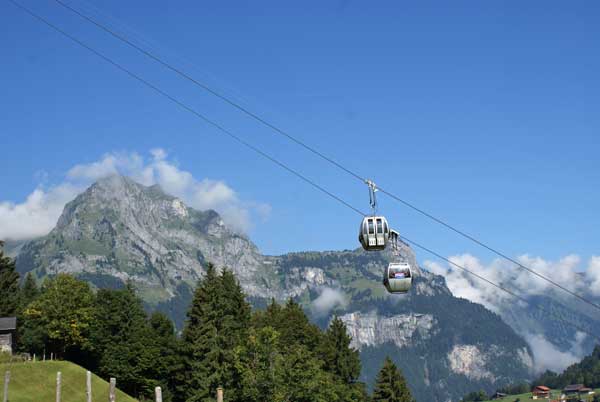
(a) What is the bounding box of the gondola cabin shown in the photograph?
[384,262,412,293]
[359,216,389,251]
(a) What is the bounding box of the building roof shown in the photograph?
[564,384,585,392]
[0,317,16,331]
[534,385,551,391]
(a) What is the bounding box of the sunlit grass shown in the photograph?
[0,360,137,402]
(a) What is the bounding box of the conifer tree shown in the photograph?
[16,272,42,354]
[178,264,220,401]
[150,312,180,402]
[268,298,323,352]
[372,357,413,402]
[19,272,39,310]
[178,264,251,402]
[321,316,368,401]
[0,241,20,316]
[251,298,282,329]
[233,326,281,402]
[273,344,339,402]
[91,284,160,399]
[220,269,251,346]
[322,316,361,383]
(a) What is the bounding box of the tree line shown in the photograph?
[460,345,600,402]
[534,345,600,391]
[0,241,413,402]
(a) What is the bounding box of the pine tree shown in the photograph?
[19,272,39,311]
[265,298,323,352]
[233,326,281,402]
[177,264,251,402]
[219,269,251,348]
[372,357,413,402]
[91,284,160,399]
[150,311,180,402]
[251,298,282,329]
[322,316,361,383]
[321,316,368,401]
[177,264,220,401]
[0,241,20,316]
[273,344,339,402]
[16,272,42,354]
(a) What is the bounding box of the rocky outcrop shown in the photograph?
[340,311,435,349]
[448,345,495,381]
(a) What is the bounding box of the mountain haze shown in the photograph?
[14,175,534,401]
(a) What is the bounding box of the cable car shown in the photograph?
[358,216,389,251]
[383,262,412,294]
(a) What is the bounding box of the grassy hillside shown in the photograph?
[0,361,137,402]
[482,388,600,402]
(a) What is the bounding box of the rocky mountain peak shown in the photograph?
[18,175,269,301]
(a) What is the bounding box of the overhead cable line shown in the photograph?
[50,0,600,314]
[399,236,599,341]
[9,0,597,340]
[6,0,363,219]
[51,0,365,183]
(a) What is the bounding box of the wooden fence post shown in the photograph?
[155,386,162,402]
[108,377,116,402]
[3,371,9,402]
[86,370,92,402]
[56,371,62,402]
[217,387,223,402]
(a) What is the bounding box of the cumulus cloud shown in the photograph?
[0,183,81,241]
[0,149,269,240]
[311,287,348,316]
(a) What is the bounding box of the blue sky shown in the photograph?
[1,0,598,265]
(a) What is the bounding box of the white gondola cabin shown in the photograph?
[358,216,389,251]
[383,262,412,293]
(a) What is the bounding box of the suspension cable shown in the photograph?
[47,0,600,314]
[7,0,597,340]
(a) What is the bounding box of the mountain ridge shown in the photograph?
[13,175,534,402]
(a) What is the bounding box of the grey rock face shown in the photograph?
[340,311,436,349]
[17,175,275,301]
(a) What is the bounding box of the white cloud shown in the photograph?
[586,256,600,296]
[311,287,347,316]
[149,148,167,161]
[67,152,146,182]
[423,253,596,311]
[0,149,269,240]
[0,183,82,241]
[423,255,510,313]
[525,331,587,374]
[423,254,599,374]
